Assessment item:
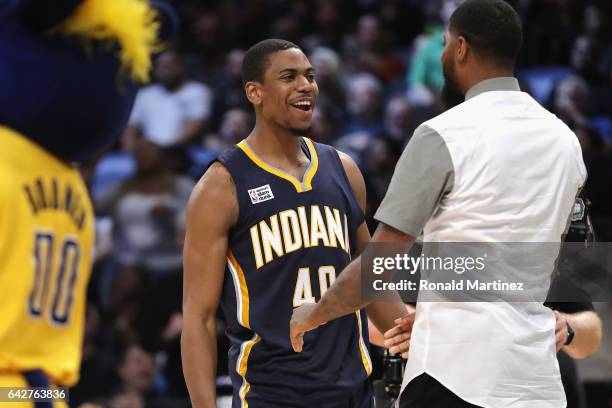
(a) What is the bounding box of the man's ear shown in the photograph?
[456,35,469,64]
[245,81,263,106]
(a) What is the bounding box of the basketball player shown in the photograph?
[181,39,408,407]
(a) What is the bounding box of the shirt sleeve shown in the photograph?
[374,125,454,236]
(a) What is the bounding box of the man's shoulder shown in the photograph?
[423,100,473,131]
[192,161,236,206]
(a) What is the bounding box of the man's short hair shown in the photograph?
[450,0,523,68]
[242,39,300,85]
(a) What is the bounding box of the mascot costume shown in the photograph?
[0,0,176,405]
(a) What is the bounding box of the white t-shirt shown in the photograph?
[129,81,211,146]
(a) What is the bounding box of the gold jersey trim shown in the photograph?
[355,311,373,377]
[237,138,318,193]
[227,250,250,329]
[236,333,261,408]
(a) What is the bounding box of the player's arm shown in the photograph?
[182,162,238,408]
[289,153,412,352]
[368,304,416,347]
[336,151,410,335]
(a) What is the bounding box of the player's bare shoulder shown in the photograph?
[336,150,366,210]
[187,162,238,229]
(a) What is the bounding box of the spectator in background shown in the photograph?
[311,102,340,145]
[383,96,416,150]
[344,14,404,83]
[136,264,187,402]
[583,5,610,43]
[184,10,225,83]
[204,108,253,152]
[342,72,384,138]
[302,0,347,52]
[361,137,397,230]
[406,25,444,107]
[554,75,590,128]
[309,46,347,122]
[107,343,159,408]
[407,0,461,107]
[95,138,194,297]
[209,49,250,131]
[571,35,606,86]
[568,34,612,119]
[123,51,211,150]
[553,37,612,130]
[70,304,119,407]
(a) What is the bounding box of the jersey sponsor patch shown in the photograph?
[248,184,274,204]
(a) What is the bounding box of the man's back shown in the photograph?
[424,82,585,242]
[402,79,586,408]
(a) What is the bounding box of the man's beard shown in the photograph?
[289,126,313,136]
[441,60,464,110]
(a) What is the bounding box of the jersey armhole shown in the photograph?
[330,148,366,227]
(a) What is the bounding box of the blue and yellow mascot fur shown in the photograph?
[0,0,176,403]
[0,0,176,160]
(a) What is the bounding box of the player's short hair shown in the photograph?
[242,39,301,85]
[449,0,523,69]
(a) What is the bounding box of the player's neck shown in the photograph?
[460,64,514,95]
[246,124,306,167]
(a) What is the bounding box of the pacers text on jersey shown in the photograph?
[22,178,87,230]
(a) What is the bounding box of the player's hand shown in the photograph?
[554,311,568,352]
[383,314,415,358]
[290,303,322,353]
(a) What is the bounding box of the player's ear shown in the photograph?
[245,81,263,106]
[456,35,468,63]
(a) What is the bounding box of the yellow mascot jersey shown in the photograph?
[0,127,93,389]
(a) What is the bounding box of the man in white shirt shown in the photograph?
[290,0,586,407]
[124,50,212,148]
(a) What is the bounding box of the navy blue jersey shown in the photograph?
[217,138,373,408]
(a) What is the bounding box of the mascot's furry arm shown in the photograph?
[0,0,177,162]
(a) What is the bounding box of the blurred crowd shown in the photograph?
[74,1,612,407]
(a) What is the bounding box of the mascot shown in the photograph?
[0,1,176,405]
